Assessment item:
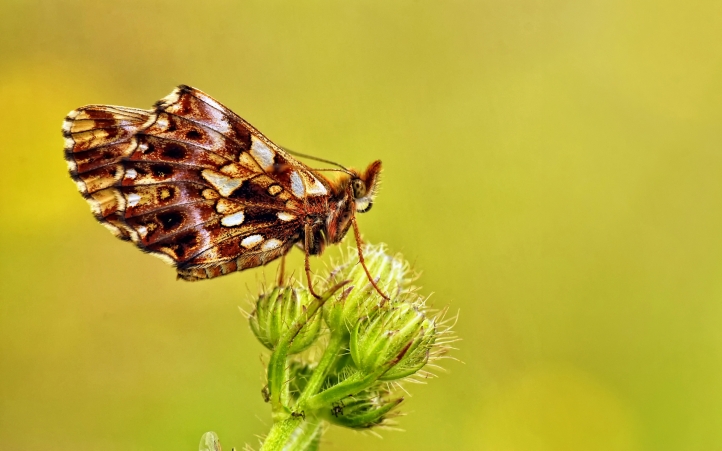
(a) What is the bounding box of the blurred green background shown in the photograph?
[1,1,721,450]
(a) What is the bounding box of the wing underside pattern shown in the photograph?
[64,85,331,280]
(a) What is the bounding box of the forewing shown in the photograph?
[64,86,311,278]
[156,85,333,202]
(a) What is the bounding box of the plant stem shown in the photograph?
[267,340,289,419]
[259,417,304,451]
[305,342,413,411]
[296,331,346,409]
[267,282,347,420]
[304,372,369,411]
[283,418,323,451]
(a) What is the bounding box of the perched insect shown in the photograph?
[63,85,387,299]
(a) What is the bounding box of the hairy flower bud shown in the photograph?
[249,286,321,354]
[324,389,403,429]
[349,301,436,381]
[324,245,409,334]
[245,243,456,449]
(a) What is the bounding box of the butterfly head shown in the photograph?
[322,160,382,246]
[350,160,382,213]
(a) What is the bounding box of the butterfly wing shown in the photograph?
[64,85,331,280]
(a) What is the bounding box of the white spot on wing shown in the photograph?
[261,239,282,251]
[215,199,230,213]
[277,212,296,222]
[127,193,141,207]
[250,136,275,170]
[136,225,148,238]
[241,234,264,249]
[125,168,137,179]
[221,211,245,227]
[201,169,243,197]
[303,174,328,196]
[290,171,305,198]
[154,115,169,130]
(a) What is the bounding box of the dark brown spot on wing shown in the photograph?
[131,136,226,169]
[65,86,334,281]
[151,106,251,162]
[172,232,198,259]
[151,164,174,178]
[162,143,186,160]
[70,141,137,173]
[158,211,184,231]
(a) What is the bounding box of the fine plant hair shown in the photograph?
[199,243,458,451]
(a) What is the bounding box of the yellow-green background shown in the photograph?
[1,1,721,450]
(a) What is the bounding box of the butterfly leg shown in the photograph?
[304,222,322,299]
[278,252,287,286]
[351,217,391,302]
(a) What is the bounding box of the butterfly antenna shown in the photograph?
[281,146,351,173]
[313,168,355,174]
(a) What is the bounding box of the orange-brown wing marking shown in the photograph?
[64,105,156,241]
[64,86,309,277]
[161,86,332,203]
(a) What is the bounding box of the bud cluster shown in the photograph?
[240,244,457,451]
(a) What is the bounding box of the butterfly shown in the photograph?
[63,85,386,299]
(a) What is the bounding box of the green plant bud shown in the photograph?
[249,286,321,355]
[324,391,403,429]
[324,244,410,333]
[349,302,436,381]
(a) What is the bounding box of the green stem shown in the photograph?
[267,282,348,419]
[304,372,370,411]
[267,341,289,419]
[304,341,413,411]
[259,417,303,451]
[283,418,323,451]
[295,331,346,408]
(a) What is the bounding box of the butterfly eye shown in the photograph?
[351,178,366,198]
